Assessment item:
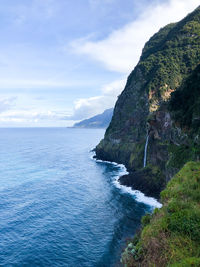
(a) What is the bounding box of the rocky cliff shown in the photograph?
[95,6,200,197]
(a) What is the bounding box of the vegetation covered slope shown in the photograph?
[169,64,200,132]
[121,162,200,266]
[95,6,200,195]
[163,63,200,173]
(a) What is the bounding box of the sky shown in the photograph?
[0,0,199,127]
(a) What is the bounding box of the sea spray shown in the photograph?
[143,135,149,168]
[91,151,162,209]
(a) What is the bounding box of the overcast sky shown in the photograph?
[0,0,199,127]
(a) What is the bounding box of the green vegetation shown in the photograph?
[121,162,200,266]
[167,144,194,169]
[164,63,200,172]
[139,13,200,109]
[169,64,200,131]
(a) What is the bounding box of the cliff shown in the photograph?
[95,6,200,197]
[121,161,200,266]
[73,108,113,128]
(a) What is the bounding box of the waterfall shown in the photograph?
[143,135,149,168]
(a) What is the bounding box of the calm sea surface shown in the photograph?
[0,128,155,267]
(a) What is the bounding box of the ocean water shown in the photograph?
[0,128,159,267]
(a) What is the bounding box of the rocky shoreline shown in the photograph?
[94,152,165,200]
[118,169,165,200]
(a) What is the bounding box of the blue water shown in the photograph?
[0,128,153,267]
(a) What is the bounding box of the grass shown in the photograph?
[121,162,200,266]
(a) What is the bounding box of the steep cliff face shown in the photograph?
[95,6,200,192]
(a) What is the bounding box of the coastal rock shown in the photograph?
[119,167,165,199]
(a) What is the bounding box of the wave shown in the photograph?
[90,151,162,209]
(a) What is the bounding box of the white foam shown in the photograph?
[90,151,162,209]
[113,179,162,208]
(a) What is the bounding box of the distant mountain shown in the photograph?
[73,108,113,129]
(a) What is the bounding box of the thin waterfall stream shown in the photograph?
[143,135,149,168]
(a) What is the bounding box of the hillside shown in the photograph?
[73,108,113,128]
[95,6,200,197]
[121,162,200,266]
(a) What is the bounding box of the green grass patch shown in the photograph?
[121,162,200,266]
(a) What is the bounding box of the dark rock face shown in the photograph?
[119,167,165,199]
[95,6,200,197]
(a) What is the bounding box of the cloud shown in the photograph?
[71,0,200,73]
[0,97,16,113]
[69,79,126,120]
[13,0,59,26]
[0,78,85,89]
[0,110,68,123]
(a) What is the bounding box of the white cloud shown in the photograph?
[0,79,85,89]
[0,97,16,113]
[69,79,126,120]
[0,110,68,124]
[71,0,200,73]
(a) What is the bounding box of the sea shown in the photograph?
[0,128,161,267]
